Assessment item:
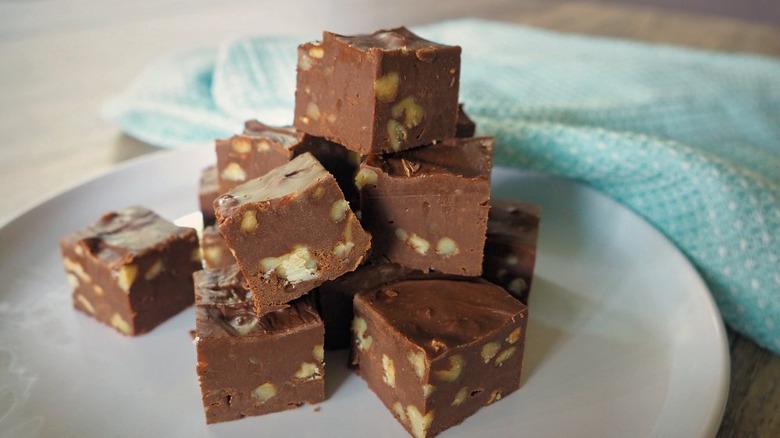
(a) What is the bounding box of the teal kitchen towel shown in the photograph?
[102,19,780,354]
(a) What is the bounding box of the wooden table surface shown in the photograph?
[1,1,778,436]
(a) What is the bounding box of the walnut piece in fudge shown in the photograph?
[356,137,493,275]
[59,206,201,336]
[194,266,325,424]
[215,152,371,315]
[352,279,528,438]
[482,199,541,304]
[199,165,219,227]
[294,27,461,154]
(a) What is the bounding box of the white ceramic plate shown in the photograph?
[0,144,729,438]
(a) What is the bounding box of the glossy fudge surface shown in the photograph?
[294,27,461,154]
[352,279,528,438]
[357,137,493,275]
[60,206,200,335]
[194,266,325,424]
[215,152,371,315]
[483,198,541,304]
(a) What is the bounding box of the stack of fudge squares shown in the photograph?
[195,27,542,436]
[60,26,540,438]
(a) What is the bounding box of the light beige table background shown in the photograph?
[1,1,778,436]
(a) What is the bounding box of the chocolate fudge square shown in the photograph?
[215,152,371,315]
[217,120,361,205]
[352,279,528,438]
[356,137,493,275]
[482,199,541,304]
[59,206,201,336]
[294,27,461,154]
[200,225,236,269]
[199,165,219,227]
[194,266,325,424]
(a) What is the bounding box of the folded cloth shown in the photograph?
[103,18,780,354]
